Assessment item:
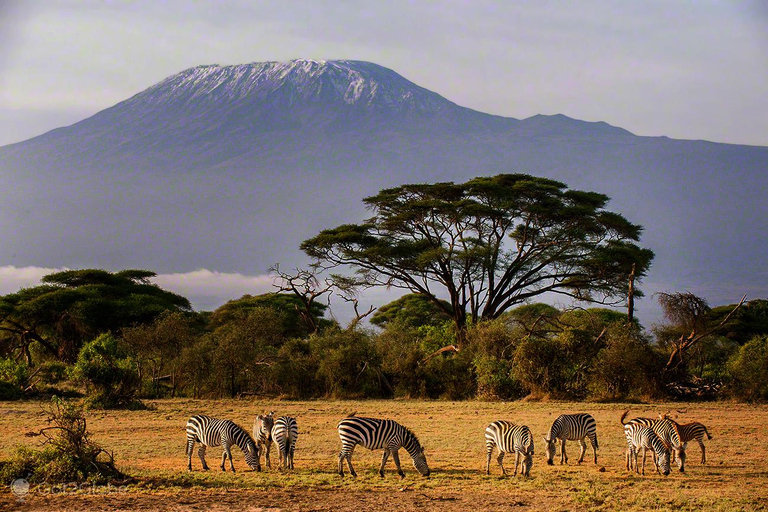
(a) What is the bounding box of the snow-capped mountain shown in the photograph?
[0,59,766,321]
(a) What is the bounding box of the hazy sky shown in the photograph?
[1,0,767,148]
[1,0,767,320]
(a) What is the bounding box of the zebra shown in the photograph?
[542,413,598,465]
[673,420,713,464]
[271,416,299,470]
[485,420,534,477]
[185,414,260,472]
[621,410,686,472]
[253,411,275,468]
[337,415,430,478]
[623,422,671,476]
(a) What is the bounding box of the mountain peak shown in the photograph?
[134,59,459,115]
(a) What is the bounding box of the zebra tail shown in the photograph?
[705,427,713,440]
[620,410,630,425]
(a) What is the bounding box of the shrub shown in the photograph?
[474,355,521,400]
[70,334,141,409]
[512,336,565,397]
[0,397,125,484]
[0,358,29,400]
[728,335,768,401]
[310,328,385,398]
[587,324,662,400]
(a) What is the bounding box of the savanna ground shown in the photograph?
[1,399,767,511]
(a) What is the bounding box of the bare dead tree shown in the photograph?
[270,264,334,334]
[660,293,747,373]
[331,274,376,330]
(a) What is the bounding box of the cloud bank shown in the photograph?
[0,266,276,311]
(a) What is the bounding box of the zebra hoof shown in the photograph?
[379,472,385,478]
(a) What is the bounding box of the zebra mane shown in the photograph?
[403,426,423,450]
[232,421,257,448]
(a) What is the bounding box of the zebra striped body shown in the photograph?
[253,412,275,468]
[677,421,712,464]
[485,420,534,477]
[185,415,260,472]
[543,413,598,465]
[337,416,430,478]
[621,411,686,472]
[271,416,299,470]
[623,423,671,476]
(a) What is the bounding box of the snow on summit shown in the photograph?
[137,59,456,113]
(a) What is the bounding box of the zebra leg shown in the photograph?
[513,450,520,477]
[222,442,236,472]
[187,439,195,471]
[198,444,209,471]
[486,445,493,475]
[590,434,598,464]
[289,442,295,470]
[698,439,706,464]
[265,440,272,469]
[378,450,390,478]
[577,439,587,464]
[338,451,346,477]
[496,451,506,476]
[391,449,405,479]
[560,439,568,464]
[641,448,647,475]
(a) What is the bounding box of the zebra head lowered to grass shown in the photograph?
[337,416,430,479]
[185,414,261,472]
[660,414,712,464]
[623,422,671,476]
[485,420,534,477]
[621,410,686,472]
[253,411,275,469]
[542,413,598,465]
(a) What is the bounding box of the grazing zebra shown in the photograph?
[621,410,686,472]
[675,420,713,464]
[185,415,260,472]
[623,422,671,476]
[542,413,598,465]
[337,416,430,478]
[253,412,275,468]
[485,420,534,477]
[271,416,299,470]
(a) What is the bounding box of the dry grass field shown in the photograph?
[1,399,767,511]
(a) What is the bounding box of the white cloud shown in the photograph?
[152,269,277,310]
[0,265,66,294]
[0,266,277,311]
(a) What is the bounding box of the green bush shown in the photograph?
[474,355,521,400]
[310,328,385,398]
[587,325,662,400]
[0,358,29,400]
[512,336,565,397]
[728,335,768,401]
[70,334,141,409]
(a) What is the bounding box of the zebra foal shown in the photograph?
[542,413,598,465]
[185,414,260,472]
[272,416,299,470]
[485,420,534,477]
[623,422,671,476]
[253,411,275,468]
[622,410,686,472]
[337,415,430,478]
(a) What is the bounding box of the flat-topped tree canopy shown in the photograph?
[301,174,654,333]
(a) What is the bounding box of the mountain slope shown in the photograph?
[0,59,765,321]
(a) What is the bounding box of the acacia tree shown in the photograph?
[0,269,191,364]
[301,174,654,336]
